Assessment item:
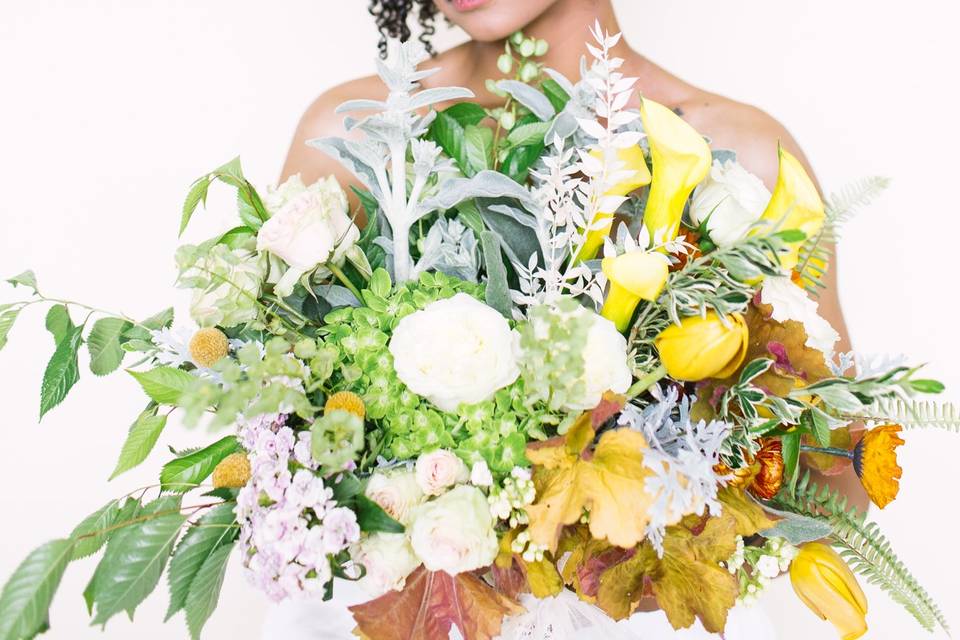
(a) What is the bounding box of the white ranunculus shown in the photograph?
[365,469,425,525]
[415,450,469,497]
[760,276,840,355]
[690,159,771,247]
[389,293,520,412]
[353,532,421,599]
[409,485,498,575]
[565,308,632,411]
[257,174,358,272]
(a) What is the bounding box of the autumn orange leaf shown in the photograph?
[349,567,523,640]
[491,530,563,599]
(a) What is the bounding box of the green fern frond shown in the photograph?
[859,398,960,432]
[796,176,890,295]
[773,471,949,633]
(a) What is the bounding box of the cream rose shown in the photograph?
[408,485,498,575]
[690,159,771,247]
[760,276,839,355]
[565,308,632,411]
[257,174,359,271]
[389,293,520,412]
[353,533,421,598]
[365,469,424,525]
[414,450,469,497]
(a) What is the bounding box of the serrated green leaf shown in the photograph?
[807,408,831,448]
[0,307,21,352]
[441,102,487,127]
[129,367,195,405]
[83,499,142,614]
[5,270,39,294]
[185,543,235,639]
[44,304,74,345]
[39,326,83,419]
[160,437,241,493]
[110,409,168,480]
[355,494,404,534]
[166,504,238,621]
[89,496,185,626]
[141,308,175,331]
[69,500,122,561]
[0,538,74,640]
[88,317,132,376]
[180,177,211,236]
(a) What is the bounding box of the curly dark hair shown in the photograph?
[368,0,440,57]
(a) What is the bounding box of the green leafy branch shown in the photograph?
[853,398,960,432]
[180,156,269,236]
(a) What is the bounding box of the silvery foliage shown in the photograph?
[511,23,644,314]
[618,385,731,555]
[411,217,480,282]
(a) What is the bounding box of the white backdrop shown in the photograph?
[1,1,958,639]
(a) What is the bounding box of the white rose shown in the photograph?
[353,533,421,599]
[690,160,771,247]
[365,469,424,525]
[565,308,632,411]
[257,174,359,271]
[389,293,520,412]
[760,276,839,355]
[415,450,469,496]
[409,485,498,575]
[185,245,267,328]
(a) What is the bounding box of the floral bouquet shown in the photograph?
[0,22,954,640]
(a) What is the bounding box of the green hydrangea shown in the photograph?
[517,298,591,412]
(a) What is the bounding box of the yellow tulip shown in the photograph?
[577,144,652,262]
[640,98,712,244]
[654,311,748,381]
[790,543,868,640]
[600,251,670,332]
[753,145,825,271]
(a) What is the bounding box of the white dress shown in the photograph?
[260,580,776,640]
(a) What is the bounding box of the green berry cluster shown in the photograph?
[485,30,550,131]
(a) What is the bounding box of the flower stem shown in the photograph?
[626,364,667,399]
[328,263,364,301]
[799,445,854,459]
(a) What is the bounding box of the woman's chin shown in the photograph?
[435,0,561,42]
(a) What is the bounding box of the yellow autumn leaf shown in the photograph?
[494,529,563,598]
[526,428,656,552]
[716,486,778,537]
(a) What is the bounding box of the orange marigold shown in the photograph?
[853,424,904,509]
[749,439,785,500]
[325,390,366,420]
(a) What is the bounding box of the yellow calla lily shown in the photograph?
[577,144,652,262]
[600,251,669,332]
[654,311,748,381]
[754,145,825,272]
[790,543,868,640]
[641,98,712,244]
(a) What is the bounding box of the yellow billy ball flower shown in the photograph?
[325,390,366,420]
[640,98,712,244]
[654,311,748,381]
[753,145,825,271]
[577,144,652,262]
[790,543,868,640]
[212,452,251,489]
[853,424,904,509]
[189,327,229,368]
[599,251,669,332]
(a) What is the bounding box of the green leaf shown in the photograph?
[110,408,168,480]
[216,226,255,250]
[0,307,21,352]
[180,177,211,236]
[738,358,773,385]
[442,102,488,127]
[88,317,132,376]
[355,494,405,534]
[505,121,550,147]
[185,543,235,640]
[501,141,545,183]
[70,500,122,561]
[6,270,39,294]
[39,326,83,419]
[367,268,392,299]
[166,503,238,621]
[781,431,802,492]
[82,499,142,613]
[160,437,241,493]
[0,539,74,640]
[463,125,493,176]
[44,304,75,345]
[427,111,468,172]
[129,367,195,405]
[540,78,571,112]
[480,231,511,318]
[236,187,267,231]
[910,379,945,394]
[142,308,175,331]
[810,408,831,448]
[330,473,363,502]
[89,496,186,626]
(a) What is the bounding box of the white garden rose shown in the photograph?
[389,293,520,412]
[181,244,267,328]
[353,533,421,598]
[365,469,424,525]
[760,276,839,355]
[409,485,498,575]
[565,308,632,411]
[690,159,771,247]
[257,173,359,272]
[414,450,469,496]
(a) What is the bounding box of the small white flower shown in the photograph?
[690,159,771,247]
[756,555,782,579]
[469,460,494,487]
[760,276,840,355]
